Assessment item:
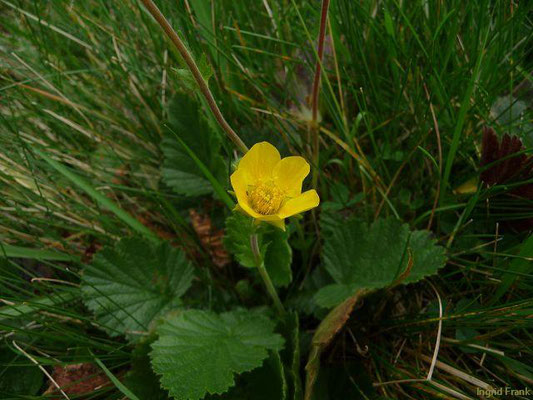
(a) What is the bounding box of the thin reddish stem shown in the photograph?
[140,0,248,154]
[311,0,330,188]
[311,0,330,124]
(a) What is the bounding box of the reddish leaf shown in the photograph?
[480,127,533,230]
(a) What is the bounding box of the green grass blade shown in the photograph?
[491,234,533,304]
[0,291,77,322]
[94,356,141,400]
[167,126,235,209]
[0,243,78,261]
[34,149,159,242]
[440,29,490,203]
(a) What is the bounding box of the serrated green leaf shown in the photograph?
[224,213,258,268]
[206,351,288,400]
[168,128,234,208]
[279,312,302,400]
[315,218,446,308]
[264,229,292,287]
[81,237,194,341]
[224,213,293,286]
[150,309,284,400]
[161,94,226,197]
[312,284,354,309]
[173,54,214,91]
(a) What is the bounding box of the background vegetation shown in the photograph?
[0,0,532,399]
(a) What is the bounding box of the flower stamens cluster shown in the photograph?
[248,181,284,215]
[230,142,319,230]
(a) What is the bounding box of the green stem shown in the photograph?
[250,234,286,316]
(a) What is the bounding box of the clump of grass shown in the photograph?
[1,0,532,399]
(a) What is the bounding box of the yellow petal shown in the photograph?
[254,214,286,230]
[238,201,264,219]
[272,156,311,197]
[230,168,249,208]
[232,169,287,228]
[265,218,285,231]
[278,190,320,218]
[453,177,478,195]
[231,170,265,220]
[237,142,280,183]
[234,204,261,220]
[252,216,286,230]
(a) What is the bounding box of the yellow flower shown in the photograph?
[230,142,320,230]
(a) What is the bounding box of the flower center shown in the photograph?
[248,181,284,215]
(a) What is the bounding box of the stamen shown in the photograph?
[248,182,284,215]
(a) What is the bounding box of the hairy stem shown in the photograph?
[250,234,286,316]
[140,0,249,154]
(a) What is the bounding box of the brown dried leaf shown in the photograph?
[136,212,176,241]
[189,209,231,268]
[44,363,111,398]
[304,289,370,400]
[82,241,102,264]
